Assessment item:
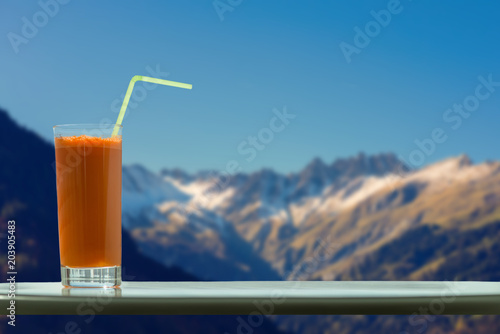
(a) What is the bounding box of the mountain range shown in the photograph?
[123,151,500,283]
[121,133,500,333]
[1,107,500,333]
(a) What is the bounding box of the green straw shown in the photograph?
[112,75,193,136]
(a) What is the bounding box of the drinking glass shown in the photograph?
[53,124,122,287]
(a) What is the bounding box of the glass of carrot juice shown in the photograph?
[53,124,122,287]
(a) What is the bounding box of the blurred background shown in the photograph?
[1,1,500,333]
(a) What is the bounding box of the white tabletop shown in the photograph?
[1,281,500,315]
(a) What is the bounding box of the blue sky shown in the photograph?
[1,1,499,173]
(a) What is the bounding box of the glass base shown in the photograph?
[61,265,121,287]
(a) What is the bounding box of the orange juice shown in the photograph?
[54,135,122,268]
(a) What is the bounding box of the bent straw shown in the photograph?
[112,75,193,136]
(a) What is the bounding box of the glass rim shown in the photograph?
[53,124,123,129]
